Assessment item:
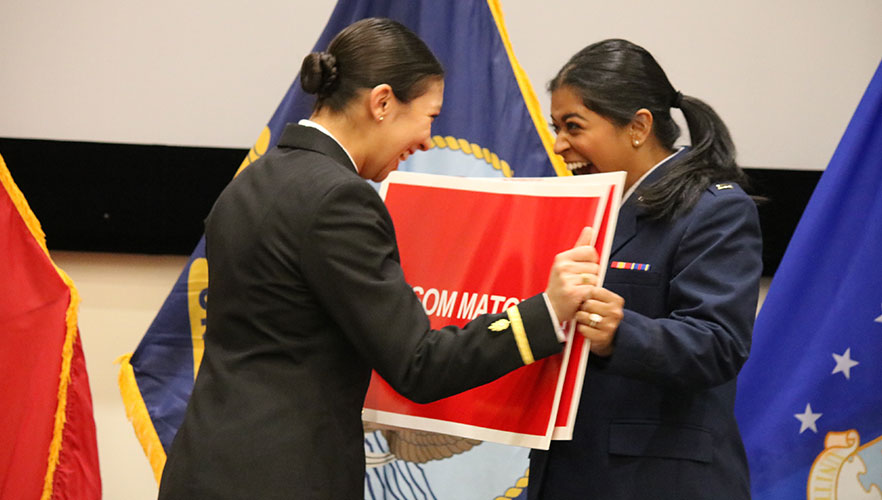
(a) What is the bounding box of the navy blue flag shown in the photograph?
[735,59,882,499]
[117,0,564,497]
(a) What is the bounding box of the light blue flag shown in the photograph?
[117,0,564,498]
[735,59,882,499]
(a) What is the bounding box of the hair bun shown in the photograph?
[300,51,339,96]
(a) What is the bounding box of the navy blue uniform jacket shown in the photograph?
[529,157,762,499]
[158,124,563,500]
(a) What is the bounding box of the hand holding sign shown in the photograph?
[545,226,600,323]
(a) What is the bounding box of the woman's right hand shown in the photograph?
[545,226,600,322]
[574,286,625,357]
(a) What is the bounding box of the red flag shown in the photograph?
[0,153,101,500]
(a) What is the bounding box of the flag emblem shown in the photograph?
[807,430,882,499]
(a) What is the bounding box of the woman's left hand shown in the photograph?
[575,286,625,357]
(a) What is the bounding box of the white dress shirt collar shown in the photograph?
[297,119,359,173]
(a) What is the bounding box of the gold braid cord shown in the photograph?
[495,468,530,500]
[430,135,515,177]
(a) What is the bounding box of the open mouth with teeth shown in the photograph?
[566,161,596,176]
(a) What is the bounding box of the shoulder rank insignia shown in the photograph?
[715,183,734,190]
[488,318,510,332]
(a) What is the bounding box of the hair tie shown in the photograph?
[671,90,683,109]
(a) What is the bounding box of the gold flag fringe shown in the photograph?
[116,353,167,483]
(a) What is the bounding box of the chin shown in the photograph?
[372,169,390,182]
[375,161,400,182]
[377,169,397,182]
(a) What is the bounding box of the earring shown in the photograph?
[379,116,384,121]
[633,140,640,146]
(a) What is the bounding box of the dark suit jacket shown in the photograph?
[157,124,562,500]
[529,155,762,499]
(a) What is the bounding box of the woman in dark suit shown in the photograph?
[158,18,599,500]
[529,39,763,499]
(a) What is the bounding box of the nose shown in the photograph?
[552,133,568,155]
[416,134,433,152]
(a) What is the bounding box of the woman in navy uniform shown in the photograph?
[158,18,599,500]
[529,39,762,499]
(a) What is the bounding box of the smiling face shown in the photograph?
[550,85,634,178]
[361,78,444,182]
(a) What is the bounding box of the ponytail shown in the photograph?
[638,94,748,220]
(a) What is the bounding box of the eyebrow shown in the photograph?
[550,112,585,123]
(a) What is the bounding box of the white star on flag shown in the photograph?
[831,348,859,379]
[876,303,882,323]
[794,403,822,434]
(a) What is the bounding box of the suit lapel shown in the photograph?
[276,123,357,174]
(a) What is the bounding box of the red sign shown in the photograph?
[363,172,623,449]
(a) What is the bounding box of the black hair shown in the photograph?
[300,18,444,113]
[549,39,750,220]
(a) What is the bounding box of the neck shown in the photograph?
[624,141,675,191]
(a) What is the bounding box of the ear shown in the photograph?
[369,84,394,122]
[629,108,654,147]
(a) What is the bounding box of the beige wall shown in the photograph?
[2,1,881,169]
[52,251,188,500]
[51,250,771,500]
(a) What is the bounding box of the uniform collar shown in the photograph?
[621,147,686,205]
[276,122,358,174]
[611,147,689,256]
[296,119,358,172]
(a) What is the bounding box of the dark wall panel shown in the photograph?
[1,137,821,275]
[745,168,823,275]
[1,138,242,255]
